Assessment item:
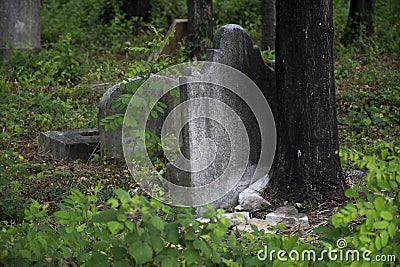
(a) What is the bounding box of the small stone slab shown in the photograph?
[264,205,310,229]
[38,129,99,161]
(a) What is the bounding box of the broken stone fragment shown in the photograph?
[264,205,310,229]
[196,212,250,227]
[235,218,277,234]
[236,191,270,212]
[235,205,310,235]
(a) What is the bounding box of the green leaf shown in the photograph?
[37,236,47,251]
[77,224,86,232]
[30,239,40,258]
[126,232,139,244]
[158,101,167,108]
[53,210,70,220]
[86,251,109,267]
[193,239,211,257]
[92,209,118,223]
[345,188,359,198]
[129,241,153,265]
[93,241,110,250]
[150,110,158,119]
[117,214,127,223]
[375,236,382,250]
[111,247,127,260]
[107,221,124,235]
[387,223,396,238]
[150,216,165,231]
[380,231,389,247]
[359,236,371,243]
[373,221,389,229]
[211,249,222,264]
[150,234,165,254]
[380,211,393,221]
[283,236,298,251]
[125,221,134,231]
[156,105,165,113]
[381,148,389,160]
[374,197,385,211]
[161,257,177,267]
[377,179,391,191]
[184,228,196,241]
[389,180,398,190]
[131,96,147,107]
[115,189,131,204]
[113,259,130,267]
[19,250,31,259]
[165,222,179,244]
[182,249,200,265]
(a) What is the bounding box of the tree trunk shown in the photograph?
[261,0,276,50]
[122,0,150,20]
[263,0,346,204]
[186,0,213,59]
[342,0,375,45]
[0,0,41,58]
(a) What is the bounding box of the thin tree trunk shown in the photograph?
[261,0,276,50]
[263,0,346,204]
[342,0,375,45]
[186,0,213,59]
[122,0,150,20]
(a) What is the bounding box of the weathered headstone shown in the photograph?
[0,0,41,58]
[99,76,181,158]
[98,78,141,158]
[212,25,276,115]
[166,25,276,210]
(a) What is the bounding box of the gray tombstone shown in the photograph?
[98,78,141,158]
[167,24,276,210]
[0,0,41,58]
[99,77,181,158]
[208,24,277,121]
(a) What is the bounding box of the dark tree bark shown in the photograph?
[186,0,213,59]
[342,0,375,45]
[263,0,346,204]
[261,0,276,50]
[122,0,150,20]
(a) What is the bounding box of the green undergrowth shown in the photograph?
[0,146,399,266]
